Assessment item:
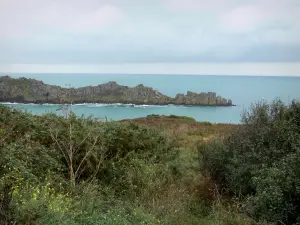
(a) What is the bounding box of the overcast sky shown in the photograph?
[0,0,300,75]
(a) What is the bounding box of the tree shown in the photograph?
[48,114,104,188]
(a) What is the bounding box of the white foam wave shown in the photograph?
[0,102,185,108]
[0,102,58,106]
[74,103,92,106]
[86,103,110,107]
[42,103,56,106]
[84,103,171,108]
[133,104,168,108]
[0,102,20,105]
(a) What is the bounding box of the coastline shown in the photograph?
[0,101,236,107]
[0,76,234,107]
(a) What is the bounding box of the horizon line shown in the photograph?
[1,63,300,77]
[2,73,300,78]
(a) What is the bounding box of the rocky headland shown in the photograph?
[0,76,233,106]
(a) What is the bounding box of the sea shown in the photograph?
[1,73,300,124]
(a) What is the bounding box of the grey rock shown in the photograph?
[0,76,234,106]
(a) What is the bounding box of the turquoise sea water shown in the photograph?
[1,73,300,123]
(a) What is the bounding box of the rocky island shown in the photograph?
[0,76,233,106]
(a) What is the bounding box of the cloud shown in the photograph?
[0,0,125,38]
[164,0,230,12]
[164,0,300,32]
[70,5,124,32]
[220,5,266,32]
[0,0,299,64]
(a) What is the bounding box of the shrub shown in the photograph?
[0,106,180,224]
[97,121,178,198]
[169,115,196,122]
[200,100,300,224]
[198,121,212,126]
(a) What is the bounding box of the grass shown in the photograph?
[119,115,255,224]
[125,115,238,148]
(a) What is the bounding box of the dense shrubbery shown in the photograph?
[200,100,300,224]
[0,106,178,224]
[146,114,196,122]
[3,103,282,224]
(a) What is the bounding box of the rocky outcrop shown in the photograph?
[175,91,231,105]
[0,76,234,106]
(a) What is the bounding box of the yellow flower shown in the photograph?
[32,193,37,200]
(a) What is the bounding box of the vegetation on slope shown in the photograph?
[200,99,300,224]
[1,100,298,224]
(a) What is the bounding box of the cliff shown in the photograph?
[0,76,233,106]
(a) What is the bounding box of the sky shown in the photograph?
[0,0,300,75]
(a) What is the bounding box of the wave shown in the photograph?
[86,103,133,107]
[0,102,186,108]
[0,102,20,105]
[73,103,89,106]
[0,102,58,106]
[42,103,56,106]
[0,102,40,106]
[133,104,168,108]
[84,103,171,108]
[85,103,110,107]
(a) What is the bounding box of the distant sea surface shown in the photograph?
[1,73,300,123]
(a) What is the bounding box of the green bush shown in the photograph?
[146,114,196,122]
[97,121,178,198]
[146,114,161,118]
[200,100,300,224]
[0,106,180,224]
[1,104,262,224]
[169,115,196,122]
[198,121,212,126]
[9,180,160,225]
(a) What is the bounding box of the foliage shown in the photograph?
[146,114,196,122]
[198,121,213,126]
[0,106,182,224]
[168,115,196,122]
[200,100,300,224]
[0,104,262,224]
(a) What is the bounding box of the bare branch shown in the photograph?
[87,146,107,183]
[49,129,70,164]
[74,135,99,178]
[73,131,93,154]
